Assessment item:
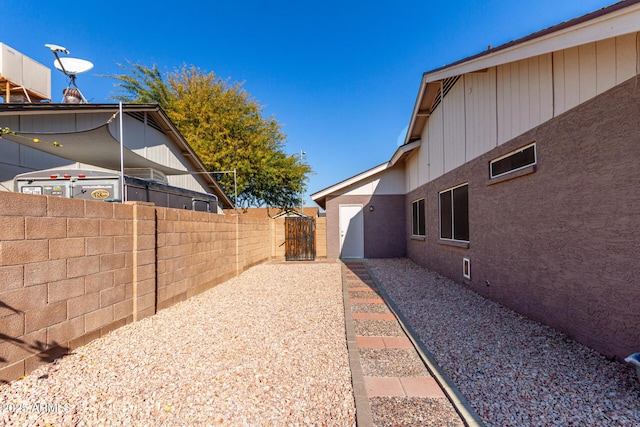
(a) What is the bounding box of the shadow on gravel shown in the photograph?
[342,260,383,297]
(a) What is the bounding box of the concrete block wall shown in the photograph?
[0,193,136,382]
[0,193,274,382]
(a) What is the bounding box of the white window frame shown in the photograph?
[411,198,425,237]
[439,182,469,243]
[490,143,537,179]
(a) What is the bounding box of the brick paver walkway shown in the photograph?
[341,260,469,426]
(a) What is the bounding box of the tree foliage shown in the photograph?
[109,62,311,209]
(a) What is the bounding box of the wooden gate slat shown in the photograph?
[285,217,316,261]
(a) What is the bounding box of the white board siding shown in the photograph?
[428,106,445,182]
[596,38,617,94]
[616,33,637,83]
[406,33,638,188]
[497,54,553,145]
[405,151,419,193]
[344,167,406,196]
[418,135,429,187]
[465,68,498,160]
[579,43,598,103]
[553,33,638,116]
[443,78,466,174]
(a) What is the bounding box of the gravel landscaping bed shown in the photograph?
[0,262,356,426]
[367,258,640,427]
[359,349,428,377]
[353,320,405,337]
[370,397,464,427]
[350,303,390,314]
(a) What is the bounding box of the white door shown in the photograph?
[339,204,364,258]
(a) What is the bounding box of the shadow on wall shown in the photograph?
[340,206,364,259]
[0,300,71,384]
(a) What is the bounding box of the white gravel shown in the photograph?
[0,262,356,426]
[367,258,640,427]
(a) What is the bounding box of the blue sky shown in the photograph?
[3,0,617,207]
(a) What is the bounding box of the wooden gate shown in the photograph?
[285,217,316,261]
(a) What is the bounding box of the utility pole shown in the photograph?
[300,150,306,215]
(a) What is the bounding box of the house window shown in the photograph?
[490,143,536,179]
[412,198,425,236]
[439,183,469,242]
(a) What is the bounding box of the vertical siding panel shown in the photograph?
[490,68,498,149]
[596,38,616,94]
[528,56,540,129]
[465,68,497,161]
[418,130,429,187]
[443,79,466,173]
[579,43,597,103]
[539,53,554,122]
[404,153,419,192]
[553,51,566,116]
[517,59,530,136]
[616,33,637,84]
[428,107,444,181]
[509,62,521,141]
[564,46,580,111]
[497,64,512,145]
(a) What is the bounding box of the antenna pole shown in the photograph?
[119,102,125,202]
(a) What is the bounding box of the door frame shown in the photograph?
[339,204,364,258]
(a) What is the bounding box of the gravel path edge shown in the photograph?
[363,260,486,427]
[341,261,376,427]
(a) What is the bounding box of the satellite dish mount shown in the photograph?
[45,44,93,104]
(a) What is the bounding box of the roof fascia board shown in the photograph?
[390,139,421,166]
[311,162,390,202]
[424,3,640,83]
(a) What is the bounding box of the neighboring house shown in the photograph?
[312,0,640,360]
[0,103,234,211]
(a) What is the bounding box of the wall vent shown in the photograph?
[126,111,165,134]
[430,75,461,112]
[463,257,471,279]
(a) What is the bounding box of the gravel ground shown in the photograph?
[0,262,356,426]
[367,258,640,427]
[350,303,391,314]
[353,320,405,337]
[359,349,428,377]
[369,397,463,427]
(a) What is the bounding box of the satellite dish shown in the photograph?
[45,43,93,104]
[54,57,93,75]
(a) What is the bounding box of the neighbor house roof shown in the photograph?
[405,0,640,143]
[0,103,235,209]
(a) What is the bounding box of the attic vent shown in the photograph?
[124,168,168,184]
[126,111,165,134]
[430,75,461,112]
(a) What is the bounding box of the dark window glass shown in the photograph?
[412,199,425,236]
[439,191,452,239]
[453,185,469,241]
[412,201,419,235]
[439,184,468,242]
[491,144,536,178]
[417,199,425,236]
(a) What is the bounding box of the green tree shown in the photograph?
[109,62,311,209]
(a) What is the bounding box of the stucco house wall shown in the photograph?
[406,76,640,359]
[325,194,405,259]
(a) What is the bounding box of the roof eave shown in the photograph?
[403,0,640,146]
